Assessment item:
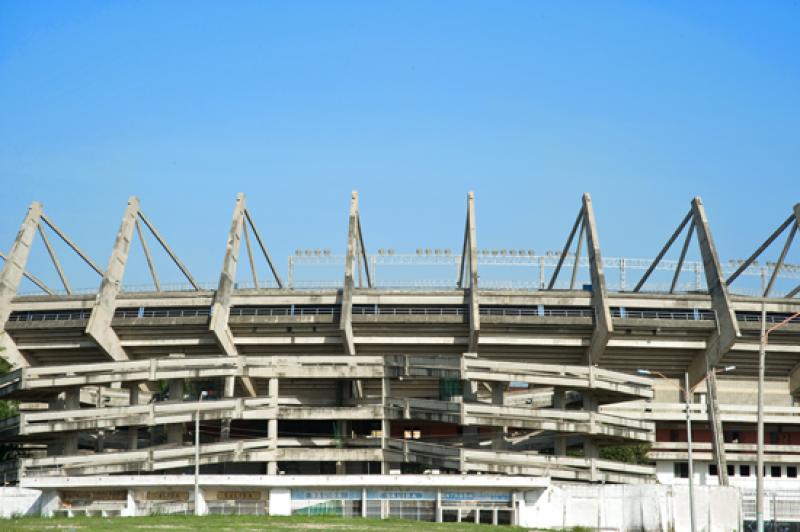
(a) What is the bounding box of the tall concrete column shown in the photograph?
[95,386,105,452]
[336,419,349,474]
[462,380,479,452]
[706,368,729,485]
[491,382,505,451]
[167,379,184,445]
[267,377,279,475]
[63,387,80,455]
[381,377,392,474]
[552,388,567,456]
[221,376,235,441]
[128,384,139,450]
[582,391,599,459]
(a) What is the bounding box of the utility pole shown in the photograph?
[685,371,697,532]
[757,302,766,532]
[195,390,207,516]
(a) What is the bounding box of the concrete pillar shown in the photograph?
[166,380,184,445]
[462,380,479,452]
[336,420,348,474]
[491,382,505,451]
[435,489,443,522]
[95,387,105,452]
[128,384,139,450]
[220,376,235,441]
[582,391,599,459]
[381,377,392,474]
[63,387,79,455]
[552,388,567,456]
[267,377,278,475]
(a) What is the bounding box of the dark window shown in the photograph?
[771,466,782,478]
[740,465,750,477]
[670,430,679,442]
[787,467,797,478]
[770,432,779,445]
[708,464,718,476]
[727,465,735,477]
[674,462,689,479]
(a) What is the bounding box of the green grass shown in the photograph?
[1,514,522,531]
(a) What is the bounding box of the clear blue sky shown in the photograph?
[1,2,798,291]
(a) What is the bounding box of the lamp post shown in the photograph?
[195,390,207,516]
[757,305,800,532]
[638,366,735,532]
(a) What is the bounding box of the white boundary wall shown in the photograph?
[520,483,741,531]
[2,475,743,530]
[0,487,51,517]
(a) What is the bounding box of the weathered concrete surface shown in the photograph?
[519,483,741,532]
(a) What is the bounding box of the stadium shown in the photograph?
[0,191,798,529]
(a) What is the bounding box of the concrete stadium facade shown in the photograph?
[0,192,798,525]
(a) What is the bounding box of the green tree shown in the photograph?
[0,334,20,461]
[599,443,651,465]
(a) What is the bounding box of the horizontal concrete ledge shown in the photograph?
[21,473,551,490]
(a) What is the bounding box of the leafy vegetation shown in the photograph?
[599,443,651,465]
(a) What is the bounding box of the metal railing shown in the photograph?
[114,308,211,319]
[231,306,338,317]
[611,309,716,321]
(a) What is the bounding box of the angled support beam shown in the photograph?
[340,192,363,398]
[137,210,200,291]
[0,251,54,295]
[210,193,257,398]
[39,214,104,276]
[685,197,740,487]
[548,208,584,290]
[727,210,796,286]
[764,223,797,297]
[86,198,138,363]
[786,204,800,298]
[633,210,693,292]
[135,219,161,292]
[242,221,259,288]
[37,222,71,294]
[0,202,43,368]
[569,216,586,290]
[243,209,284,288]
[341,192,359,356]
[669,220,694,294]
[465,192,480,352]
[583,194,613,366]
[687,197,741,386]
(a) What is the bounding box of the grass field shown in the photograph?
[1,515,533,531]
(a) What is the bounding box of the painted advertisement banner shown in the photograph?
[291,489,361,501]
[366,488,435,501]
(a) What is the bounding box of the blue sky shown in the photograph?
[0,1,798,292]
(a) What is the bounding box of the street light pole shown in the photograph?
[195,390,207,516]
[638,366,736,532]
[684,371,697,532]
[756,305,800,532]
[757,302,766,532]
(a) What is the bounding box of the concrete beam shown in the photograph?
[340,192,363,398]
[340,191,358,356]
[86,198,137,363]
[687,197,741,387]
[0,202,43,369]
[210,193,256,398]
[583,193,613,365]
[466,192,480,352]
